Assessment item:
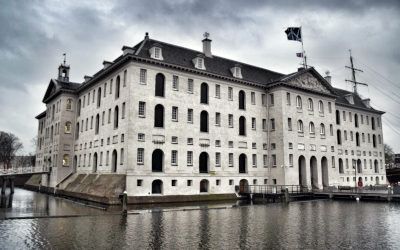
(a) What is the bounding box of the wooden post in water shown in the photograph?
[284,188,290,203]
[1,178,6,195]
[122,190,128,214]
[388,185,392,202]
[9,178,14,194]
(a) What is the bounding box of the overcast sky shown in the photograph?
[1,0,400,154]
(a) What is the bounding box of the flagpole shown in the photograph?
[300,26,307,68]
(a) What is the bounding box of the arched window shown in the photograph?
[115,76,120,99]
[336,110,340,125]
[152,179,163,194]
[63,154,70,166]
[154,104,164,128]
[296,96,302,109]
[200,179,209,193]
[66,99,73,110]
[239,154,247,173]
[330,124,333,136]
[308,98,313,111]
[374,160,379,173]
[371,117,376,130]
[155,73,165,97]
[97,87,102,107]
[320,123,325,135]
[200,110,208,132]
[95,114,100,134]
[239,116,246,136]
[199,152,209,173]
[309,122,315,134]
[111,150,117,172]
[318,101,324,113]
[65,122,72,134]
[337,130,342,145]
[152,149,164,172]
[93,153,98,173]
[297,120,304,132]
[77,99,81,116]
[75,122,79,139]
[356,132,360,146]
[200,82,208,104]
[114,106,119,129]
[355,114,359,127]
[372,134,377,148]
[239,90,246,110]
[339,158,344,173]
[378,135,381,144]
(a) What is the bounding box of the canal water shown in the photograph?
[1,188,400,249]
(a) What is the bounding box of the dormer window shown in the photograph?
[345,94,354,104]
[231,66,242,79]
[192,55,206,70]
[149,45,163,60]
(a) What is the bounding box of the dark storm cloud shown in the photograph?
[1,0,400,153]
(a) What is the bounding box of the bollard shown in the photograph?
[122,190,128,214]
[284,188,290,203]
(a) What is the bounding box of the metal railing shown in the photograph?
[0,166,49,176]
[239,185,309,195]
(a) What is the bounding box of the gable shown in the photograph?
[283,69,335,95]
[42,80,58,103]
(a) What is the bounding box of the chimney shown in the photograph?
[102,60,112,69]
[202,32,212,57]
[83,75,92,82]
[298,67,304,72]
[324,70,332,85]
[121,46,135,56]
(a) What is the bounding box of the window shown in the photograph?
[356,132,360,146]
[63,154,70,166]
[187,151,193,166]
[309,122,315,134]
[252,118,256,130]
[228,87,233,100]
[155,73,165,97]
[318,101,324,113]
[286,92,291,105]
[270,119,275,131]
[252,143,256,149]
[137,180,143,186]
[263,155,268,167]
[296,96,302,109]
[187,138,193,145]
[251,92,255,105]
[228,114,234,128]
[187,180,192,186]
[115,76,120,99]
[122,102,126,119]
[298,120,304,133]
[138,102,146,117]
[216,152,221,166]
[171,150,178,165]
[138,133,145,141]
[229,180,234,185]
[308,98,313,111]
[229,153,233,167]
[215,84,220,98]
[171,136,178,144]
[140,69,147,84]
[336,110,340,125]
[238,90,246,110]
[271,155,277,167]
[154,104,164,128]
[66,99,72,110]
[216,140,221,147]
[289,143,293,149]
[262,94,266,106]
[289,154,293,167]
[355,114,359,128]
[252,154,257,167]
[137,148,144,164]
[328,102,332,113]
[187,109,193,123]
[114,106,119,129]
[288,118,292,131]
[262,119,267,131]
[337,130,342,145]
[154,47,161,59]
[172,75,179,90]
[320,123,325,135]
[269,94,274,106]
[200,111,209,132]
[239,116,246,136]
[65,122,72,134]
[201,83,209,104]
[215,112,221,126]
[172,106,178,121]
[187,79,194,93]
[95,114,100,134]
[97,88,102,107]
[343,111,346,121]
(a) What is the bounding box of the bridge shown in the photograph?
[1,166,49,194]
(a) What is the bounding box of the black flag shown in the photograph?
[285,27,302,42]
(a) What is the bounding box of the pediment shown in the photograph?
[284,69,334,95]
[42,79,58,103]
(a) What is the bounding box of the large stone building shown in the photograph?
[34,33,386,201]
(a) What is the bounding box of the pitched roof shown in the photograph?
[42,79,80,103]
[133,38,284,85]
[333,87,384,114]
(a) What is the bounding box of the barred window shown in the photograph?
[216,152,221,166]
[215,112,221,126]
[171,150,178,165]
[263,155,268,167]
[229,153,233,167]
[228,87,233,100]
[137,148,144,164]
[252,118,256,130]
[228,114,233,127]
[172,106,178,121]
[289,154,293,167]
[138,133,145,141]
[251,92,255,105]
[187,79,194,93]
[139,102,146,117]
[215,84,220,98]
[187,151,193,166]
[187,109,193,123]
[252,154,257,167]
[173,75,179,90]
[140,69,147,84]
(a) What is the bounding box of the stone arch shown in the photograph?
[298,155,307,187]
[200,179,209,193]
[310,156,318,189]
[152,179,163,194]
[321,157,329,187]
[93,153,98,173]
[111,150,117,173]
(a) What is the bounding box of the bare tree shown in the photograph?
[0,131,23,169]
[385,143,394,164]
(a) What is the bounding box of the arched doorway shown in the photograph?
[200,179,209,193]
[310,156,318,189]
[239,154,247,173]
[199,152,209,173]
[111,150,117,173]
[357,159,362,173]
[152,149,164,172]
[239,179,249,193]
[93,153,98,173]
[321,157,329,187]
[152,179,163,194]
[375,176,380,185]
[298,156,307,187]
